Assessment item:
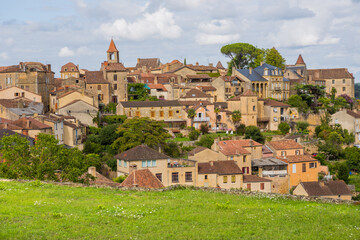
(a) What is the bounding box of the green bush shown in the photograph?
[278,122,290,135]
[236,124,246,136]
[113,175,127,183]
[196,135,215,149]
[336,162,349,183]
[244,126,265,144]
[189,129,201,141]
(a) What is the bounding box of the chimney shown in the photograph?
[249,67,252,74]
[22,129,29,136]
[137,58,140,64]
[4,123,8,129]
[209,63,213,67]
[88,166,96,177]
[196,62,199,66]
[260,62,264,66]
[47,64,51,72]
[26,119,30,129]
[210,161,214,167]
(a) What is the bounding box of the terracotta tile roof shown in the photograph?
[120,100,181,108]
[0,65,20,73]
[120,169,164,188]
[216,61,225,69]
[188,146,208,156]
[181,89,211,99]
[136,58,161,69]
[107,39,118,53]
[0,98,41,109]
[214,102,227,109]
[12,117,51,130]
[84,71,109,84]
[187,64,218,71]
[243,175,272,183]
[220,76,243,82]
[197,85,217,91]
[241,89,257,97]
[308,68,354,80]
[0,122,22,130]
[60,62,79,72]
[264,99,290,107]
[198,161,243,175]
[346,110,360,119]
[295,54,305,65]
[127,76,136,83]
[299,180,351,197]
[102,62,127,71]
[267,140,303,150]
[281,154,317,163]
[146,84,167,91]
[114,145,170,161]
[179,100,212,107]
[186,74,212,79]
[217,139,263,156]
[82,167,120,187]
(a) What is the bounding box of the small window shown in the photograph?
[160,111,164,117]
[343,79,345,84]
[118,160,122,167]
[172,172,179,183]
[253,106,256,111]
[281,151,286,157]
[169,111,173,117]
[156,173,162,182]
[114,84,117,90]
[147,160,152,167]
[151,111,155,117]
[114,74,117,81]
[152,160,156,167]
[260,183,265,190]
[231,175,236,183]
[295,150,300,155]
[292,164,296,173]
[332,80,335,84]
[204,175,208,180]
[185,172,193,182]
[273,108,278,113]
[142,161,146,168]
[136,111,140,117]
[223,176,228,183]
[124,161,127,168]
[343,87,346,91]
[247,184,251,190]
[98,85,101,90]
[230,156,234,160]
[309,162,316,168]
[302,163,306,172]
[243,156,246,162]
[176,110,179,114]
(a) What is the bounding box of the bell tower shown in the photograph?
[107,39,119,63]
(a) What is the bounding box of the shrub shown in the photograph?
[296,121,309,133]
[113,175,127,183]
[278,122,290,135]
[106,158,117,172]
[244,126,265,144]
[336,162,349,183]
[199,124,209,135]
[235,124,246,136]
[196,135,215,149]
[189,129,201,141]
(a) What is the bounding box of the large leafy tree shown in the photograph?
[187,109,196,128]
[128,83,158,101]
[221,43,261,73]
[244,126,265,144]
[295,84,326,110]
[111,118,171,153]
[264,47,286,69]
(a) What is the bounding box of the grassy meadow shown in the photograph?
[0,181,359,239]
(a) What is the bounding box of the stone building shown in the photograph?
[60,62,80,79]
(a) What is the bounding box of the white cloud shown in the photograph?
[196,33,240,45]
[58,47,75,57]
[198,19,234,34]
[0,52,8,60]
[98,8,182,40]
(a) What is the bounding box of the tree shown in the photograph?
[128,83,158,101]
[111,118,171,153]
[244,126,265,144]
[278,122,290,135]
[264,47,286,69]
[189,129,201,141]
[215,108,220,132]
[344,147,360,171]
[199,124,209,135]
[336,162,349,183]
[164,142,181,158]
[187,109,196,128]
[231,111,242,130]
[295,121,309,134]
[196,135,215,149]
[295,84,326,110]
[236,124,246,136]
[288,95,309,115]
[221,43,261,73]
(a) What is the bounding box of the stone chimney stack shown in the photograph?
[47,64,51,72]
[196,62,199,66]
[249,67,252,74]
[88,167,96,177]
[137,58,141,64]
[26,119,30,129]
[210,161,214,167]
[209,63,213,67]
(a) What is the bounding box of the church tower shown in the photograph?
[107,39,119,63]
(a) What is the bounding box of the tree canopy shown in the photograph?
[244,126,265,144]
[264,47,286,69]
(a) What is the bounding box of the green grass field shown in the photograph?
[0,181,359,240]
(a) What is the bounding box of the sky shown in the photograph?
[0,0,360,80]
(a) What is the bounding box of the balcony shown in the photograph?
[168,159,196,168]
[274,87,282,91]
[194,117,210,122]
[262,170,287,176]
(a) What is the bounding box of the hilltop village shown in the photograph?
[0,40,358,200]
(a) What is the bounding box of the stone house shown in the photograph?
[83,71,111,106]
[49,88,97,112]
[331,109,360,146]
[188,146,227,162]
[60,62,80,79]
[0,86,42,102]
[12,117,52,139]
[117,100,186,132]
[145,83,169,100]
[115,145,197,187]
[0,62,54,110]
[263,99,290,131]
[242,175,272,192]
[212,76,248,100]
[227,90,258,127]
[307,68,355,98]
[168,65,197,78]
[266,139,304,158]
[0,98,43,120]
[56,100,98,127]
[180,88,214,102]
[284,55,307,96]
[293,180,352,200]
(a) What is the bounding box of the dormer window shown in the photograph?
[264,68,268,75]
[64,68,67,72]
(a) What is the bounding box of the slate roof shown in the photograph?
[120,169,164,189]
[182,89,211,98]
[136,58,161,69]
[180,100,212,108]
[84,71,109,84]
[198,161,243,175]
[299,180,351,197]
[120,100,181,108]
[188,146,208,156]
[60,62,79,72]
[346,110,360,119]
[114,145,170,161]
[308,68,354,80]
[267,140,303,150]
[243,175,272,183]
[264,99,290,107]
[236,63,287,82]
[236,68,268,82]
[251,157,287,167]
[0,129,35,145]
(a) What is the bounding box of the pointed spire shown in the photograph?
[295,54,305,65]
[107,39,118,53]
[216,61,225,69]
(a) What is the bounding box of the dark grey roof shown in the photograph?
[114,145,170,161]
[252,157,288,167]
[0,129,35,145]
[120,100,181,108]
[236,69,268,82]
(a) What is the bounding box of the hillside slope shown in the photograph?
[0,181,359,239]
